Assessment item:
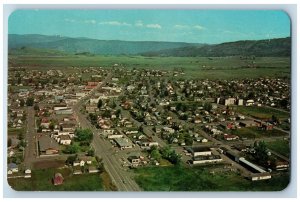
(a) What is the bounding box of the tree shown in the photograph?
[19,99,25,107]
[34,104,40,111]
[151,148,162,162]
[8,138,12,147]
[89,113,97,125]
[49,122,55,131]
[271,115,280,124]
[97,99,103,109]
[204,102,212,112]
[110,100,117,109]
[66,154,78,165]
[26,97,34,106]
[115,109,121,117]
[75,128,93,142]
[185,135,193,146]
[87,148,95,156]
[64,144,80,154]
[253,141,269,166]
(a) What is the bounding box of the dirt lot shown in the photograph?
[33,159,66,169]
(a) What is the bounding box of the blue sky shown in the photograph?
[8,10,290,44]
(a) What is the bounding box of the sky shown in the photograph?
[8,9,291,44]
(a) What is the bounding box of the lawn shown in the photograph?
[8,167,104,191]
[234,106,290,121]
[266,139,290,158]
[230,127,288,139]
[9,55,290,80]
[134,165,290,191]
[8,128,24,136]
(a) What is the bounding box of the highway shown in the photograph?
[72,73,141,191]
[23,107,37,168]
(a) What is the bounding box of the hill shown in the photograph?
[8,34,200,55]
[140,37,291,57]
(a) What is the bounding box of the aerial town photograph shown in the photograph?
[6,9,291,191]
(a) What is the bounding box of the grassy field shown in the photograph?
[234,106,290,120]
[8,167,104,191]
[266,139,290,158]
[230,127,288,139]
[8,128,24,136]
[134,165,290,191]
[9,55,290,80]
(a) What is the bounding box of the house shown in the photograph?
[262,123,274,130]
[128,156,141,165]
[275,161,289,170]
[187,147,212,157]
[53,173,64,185]
[224,98,236,106]
[73,160,85,167]
[85,104,99,113]
[80,156,93,165]
[237,99,244,106]
[40,118,50,129]
[8,163,18,173]
[140,141,159,150]
[25,169,31,174]
[103,129,115,136]
[88,166,99,173]
[250,172,272,181]
[73,166,83,175]
[59,135,72,145]
[192,155,223,164]
[38,135,59,155]
[223,134,239,141]
[239,120,257,127]
[114,138,133,149]
[60,123,76,132]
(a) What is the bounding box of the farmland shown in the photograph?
[230,127,288,139]
[9,55,290,80]
[7,167,104,191]
[134,165,290,191]
[233,106,290,120]
[266,139,290,158]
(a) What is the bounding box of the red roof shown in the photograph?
[53,173,64,185]
[41,118,49,123]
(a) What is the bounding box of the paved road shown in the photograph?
[73,74,141,191]
[23,107,37,168]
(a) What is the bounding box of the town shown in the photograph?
[7,65,291,191]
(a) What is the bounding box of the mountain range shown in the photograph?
[8,34,291,57]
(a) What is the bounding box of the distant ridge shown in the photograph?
[8,34,201,55]
[8,34,290,57]
[141,37,291,57]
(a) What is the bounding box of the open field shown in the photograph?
[8,167,104,191]
[9,55,290,80]
[33,160,66,170]
[266,139,290,158]
[134,165,290,191]
[8,128,24,136]
[230,127,288,139]
[234,106,290,120]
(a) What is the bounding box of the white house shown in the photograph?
[59,135,72,145]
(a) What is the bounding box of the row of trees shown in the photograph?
[150,146,181,165]
[63,128,94,154]
[19,97,34,107]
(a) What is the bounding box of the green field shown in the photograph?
[234,106,290,120]
[266,139,290,158]
[8,128,24,136]
[134,165,290,191]
[230,127,288,139]
[9,55,290,80]
[8,168,104,191]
